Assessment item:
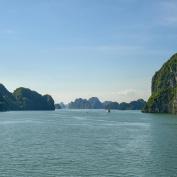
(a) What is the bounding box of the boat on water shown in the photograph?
[107,109,111,113]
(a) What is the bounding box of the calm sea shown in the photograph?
[0,110,177,177]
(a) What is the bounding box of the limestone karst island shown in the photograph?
[143,53,177,114]
[0,84,55,111]
[1,1,177,176]
[0,53,176,114]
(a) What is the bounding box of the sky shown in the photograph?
[0,0,177,103]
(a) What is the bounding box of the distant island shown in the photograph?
[1,53,176,114]
[0,84,55,111]
[143,53,177,114]
[55,97,146,110]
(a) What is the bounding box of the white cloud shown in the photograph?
[108,89,150,103]
[116,89,136,97]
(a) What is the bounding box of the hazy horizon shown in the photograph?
[0,0,177,103]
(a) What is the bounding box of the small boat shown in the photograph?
[107,109,111,113]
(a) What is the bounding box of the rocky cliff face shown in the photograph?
[0,84,19,110]
[88,97,103,109]
[68,97,146,110]
[0,84,55,111]
[68,97,103,109]
[0,94,8,111]
[143,53,177,114]
[13,88,55,110]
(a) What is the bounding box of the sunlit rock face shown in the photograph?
[144,53,177,114]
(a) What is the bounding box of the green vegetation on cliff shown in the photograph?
[0,84,19,110]
[0,84,55,111]
[143,53,177,114]
[13,87,55,110]
[0,94,8,111]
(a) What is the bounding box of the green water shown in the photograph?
[0,110,177,177]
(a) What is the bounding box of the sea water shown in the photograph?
[0,110,177,177]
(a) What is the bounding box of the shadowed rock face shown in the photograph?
[68,98,92,109]
[0,84,55,111]
[68,97,146,110]
[88,97,103,109]
[13,88,55,110]
[68,97,104,109]
[0,94,8,111]
[143,53,177,114]
[0,84,19,110]
[103,99,146,110]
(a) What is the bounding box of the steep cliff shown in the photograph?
[0,84,55,111]
[143,53,177,114]
[0,84,19,110]
[13,87,55,110]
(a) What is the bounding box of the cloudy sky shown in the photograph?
[0,0,177,103]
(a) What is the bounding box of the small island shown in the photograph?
[0,84,55,111]
[56,97,146,110]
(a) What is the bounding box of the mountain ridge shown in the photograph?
[57,97,146,110]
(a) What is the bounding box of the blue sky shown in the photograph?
[0,0,177,103]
